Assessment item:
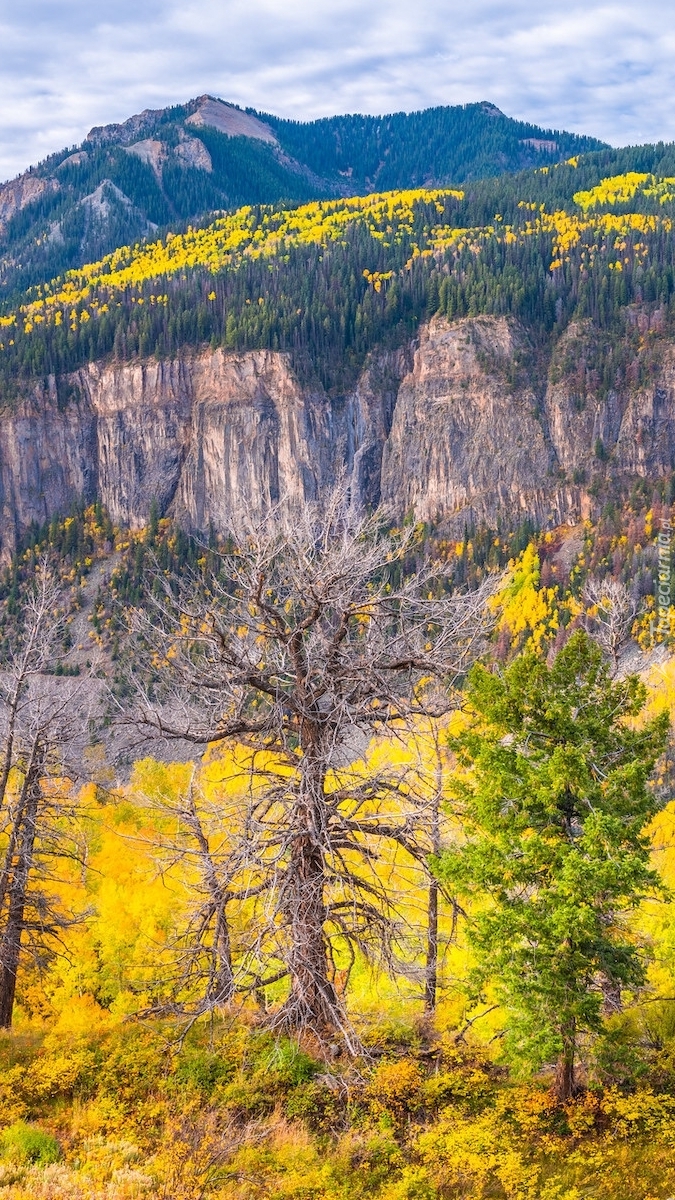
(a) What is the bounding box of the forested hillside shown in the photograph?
[259,101,605,191]
[3,143,675,397]
[0,95,604,301]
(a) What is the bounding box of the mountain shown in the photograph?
[0,95,606,300]
[3,149,675,557]
[254,100,606,191]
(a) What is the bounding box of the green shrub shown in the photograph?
[171,1048,235,1096]
[219,1076,276,1119]
[285,1078,344,1132]
[0,1121,61,1165]
[259,1039,318,1088]
[361,1019,421,1054]
[219,1038,319,1120]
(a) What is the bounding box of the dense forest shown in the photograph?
[3,147,675,397]
[0,97,605,301]
[258,101,606,191]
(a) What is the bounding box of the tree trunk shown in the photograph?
[208,903,234,1006]
[425,768,441,1012]
[553,1024,576,1103]
[280,753,338,1033]
[0,777,30,920]
[0,683,22,814]
[283,830,338,1030]
[0,741,43,1028]
[424,878,438,1011]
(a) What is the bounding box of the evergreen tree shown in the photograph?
[436,631,669,1101]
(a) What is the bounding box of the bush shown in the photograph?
[0,1121,61,1165]
[421,1067,494,1116]
[256,1038,318,1089]
[366,1059,424,1126]
[93,1026,168,1106]
[219,1039,320,1121]
[172,1047,235,1097]
[285,1078,344,1132]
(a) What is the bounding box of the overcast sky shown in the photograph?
[0,0,673,183]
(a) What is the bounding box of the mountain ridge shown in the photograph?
[0,94,606,301]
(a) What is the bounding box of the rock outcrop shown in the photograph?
[380,317,554,525]
[3,314,675,557]
[185,97,277,144]
[0,174,59,233]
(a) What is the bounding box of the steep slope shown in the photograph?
[0,95,605,300]
[4,309,675,560]
[4,160,675,555]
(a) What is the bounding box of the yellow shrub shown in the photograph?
[366,1060,424,1123]
[0,1067,28,1127]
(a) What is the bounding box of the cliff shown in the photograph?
[2,314,675,556]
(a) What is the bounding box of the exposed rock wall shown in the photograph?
[0,175,59,232]
[3,314,675,557]
[382,315,675,529]
[380,317,554,526]
[0,376,97,553]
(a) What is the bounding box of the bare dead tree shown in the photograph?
[424,725,444,1013]
[583,576,639,672]
[0,565,67,813]
[0,564,97,1027]
[129,764,279,1021]
[176,772,237,1009]
[118,488,499,1043]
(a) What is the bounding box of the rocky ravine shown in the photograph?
[2,313,675,557]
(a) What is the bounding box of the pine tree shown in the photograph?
[436,631,669,1101]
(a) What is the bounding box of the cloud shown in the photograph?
[0,0,673,181]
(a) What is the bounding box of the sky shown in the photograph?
[0,0,674,183]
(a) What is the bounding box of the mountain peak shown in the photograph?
[185,96,277,144]
[0,96,608,300]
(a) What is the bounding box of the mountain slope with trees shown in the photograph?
[258,100,606,191]
[3,147,675,397]
[0,95,605,301]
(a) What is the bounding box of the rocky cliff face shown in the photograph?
[3,314,675,557]
[380,317,554,526]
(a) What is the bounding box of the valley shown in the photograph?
[1,94,675,1200]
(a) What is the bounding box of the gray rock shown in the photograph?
[3,313,675,556]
